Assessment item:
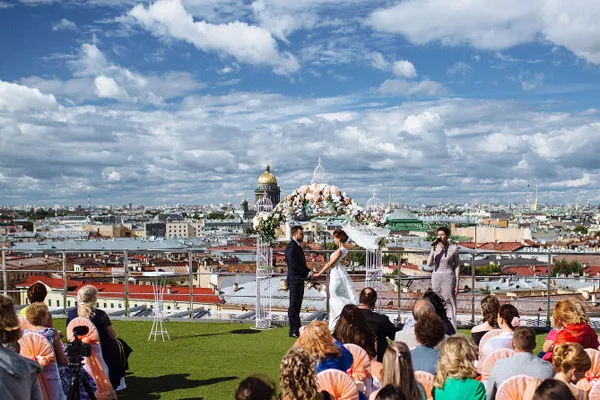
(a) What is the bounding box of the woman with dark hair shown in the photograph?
[376,384,409,400]
[481,304,520,358]
[531,379,576,400]
[314,229,357,330]
[235,375,277,400]
[471,295,500,345]
[333,304,377,359]
[423,290,455,336]
[427,226,460,329]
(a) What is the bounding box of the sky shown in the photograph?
[1,0,600,207]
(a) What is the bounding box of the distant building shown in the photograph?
[387,209,425,233]
[255,164,281,207]
[145,222,166,238]
[165,222,203,239]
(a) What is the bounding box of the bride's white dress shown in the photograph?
[328,247,357,331]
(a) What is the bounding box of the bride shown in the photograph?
[314,228,357,330]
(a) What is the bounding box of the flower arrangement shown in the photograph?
[253,183,388,242]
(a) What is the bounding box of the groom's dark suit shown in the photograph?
[286,239,310,336]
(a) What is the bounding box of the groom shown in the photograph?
[286,226,311,338]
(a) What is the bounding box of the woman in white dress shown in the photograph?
[314,229,357,331]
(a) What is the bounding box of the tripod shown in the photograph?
[66,355,97,400]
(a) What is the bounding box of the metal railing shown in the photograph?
[2,247,600,327]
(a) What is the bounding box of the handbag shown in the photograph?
[115,337,133,370]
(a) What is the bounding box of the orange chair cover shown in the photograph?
[496,375,540,400]
[344,344,371,381]
[589,385,600,400]
[480,348,514,381]
[67,317,116,400]
[415,370,435,400]
[577,349,600,391]
[478,329,503,372]
[317,369,359,400]
[19,332,55,400]
[370,360,383,382]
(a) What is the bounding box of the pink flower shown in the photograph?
[511,317,520,327]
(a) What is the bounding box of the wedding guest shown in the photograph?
[531,379,576,400]
[543,299,599,361]
[20,282,53,328]
[552,343,591,400]
[280,346,326,400]
[376,384,409,400]
[235,375,277,400]
[411,313,445,375]
[486,327,554,400]
[0,294,43,400]
[359,288,400,362]
[67,285,125,389]
[296,320,353,374]
[333,304,377,359]
[481,304,519,359]
[471,295,500,346]
[395,300,435,349]
[381,341,426,400]
[433,335,485,400]
[423,290,456,336]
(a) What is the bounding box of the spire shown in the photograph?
[388,189,392,209]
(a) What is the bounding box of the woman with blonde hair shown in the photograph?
[543,299,599,361]
[280,346,324,400]
[381,342,425,400]
[67,285,125,390]
[296,320,353,374]
[552,343,591,400]
[433,335,485,400]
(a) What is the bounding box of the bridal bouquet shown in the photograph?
[253,183,388,241]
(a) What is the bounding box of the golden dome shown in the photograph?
[258,164,278,185]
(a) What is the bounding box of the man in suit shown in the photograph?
[358,287,401,361]
[286,226,311,338]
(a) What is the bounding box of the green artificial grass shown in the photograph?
[50,321,558,399]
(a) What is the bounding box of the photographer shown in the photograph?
[67,285,127,391]
[0,294,44,400]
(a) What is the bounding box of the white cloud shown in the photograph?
[94,76,128,100]
[128,0,300,74]
[366,52,390,71]
[52,18,77,31]
[367,0,600,64]
[251,0,316,42]
[392,60,417,78]
[0,80,58,112]
[377,79,443,97]
[447,61,472,77]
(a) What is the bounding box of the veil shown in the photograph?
[342,224,390,250]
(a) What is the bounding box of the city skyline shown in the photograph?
[1,1,600,205]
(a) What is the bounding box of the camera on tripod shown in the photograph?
[66,326,92,359]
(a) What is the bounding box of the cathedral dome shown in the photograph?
[257,164,278,185]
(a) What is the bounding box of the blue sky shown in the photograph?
[1,0,599,206]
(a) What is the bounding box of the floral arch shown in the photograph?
[253,183,387,242]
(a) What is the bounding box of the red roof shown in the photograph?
[457,241,524,252]
[16,276,221,304]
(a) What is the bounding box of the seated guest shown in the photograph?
[471,295,500,346]
[486,327,554,400]
[423,290,455,336]
[395,300,436,349]
[280,346,330,400]
[358,288,400,362]
[235,375,277,400]
[481,304,519,359]
[296,320,353,374]
[530,379,576,400]
[539,328,558,358]
[433,335,485,400]
[0,294,44,400]
[543,299,599,361]
[20,282,53,328]
[382,342,426,400]
[411,313,445,375]
[552,343,591,400]
[67,285,125,390]
[333,304,377,359]
[376,384,409,400]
